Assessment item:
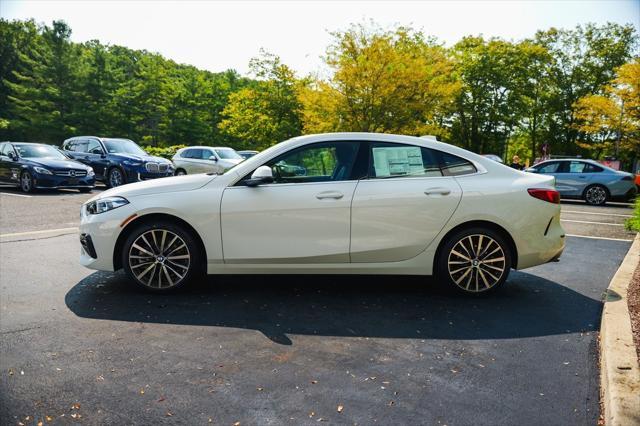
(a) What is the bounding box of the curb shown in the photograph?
[600,233,640,426]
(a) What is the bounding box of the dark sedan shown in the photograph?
[0,142,95,193]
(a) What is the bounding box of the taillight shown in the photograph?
[528,188,560,204]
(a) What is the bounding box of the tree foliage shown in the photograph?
[0,18,637,165]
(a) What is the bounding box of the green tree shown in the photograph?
[219,51,302,149]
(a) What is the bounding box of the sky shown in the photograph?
[1,0,638,77]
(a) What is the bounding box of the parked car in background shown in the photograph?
[237,150,259,160]
[172,146,244,175]
[62,137,174,188]
[79,132,564,295]
[0,142,95,193]
[525,159,636,205]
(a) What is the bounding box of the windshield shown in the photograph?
[15,144,67,160]
[103,139,147,156]
[214,148,242,160]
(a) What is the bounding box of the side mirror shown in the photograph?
[246,166,274,187]
[525,168,537,173]
[8,152,17,161]
[209,155,218,162]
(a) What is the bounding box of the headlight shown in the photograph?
[33,166,52,175]
[84,196,129,215]
[87,168,95,177]
[123,160,142,166]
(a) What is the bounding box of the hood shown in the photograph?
[25,158,91,170]
[110,153,172,164]
[94,173,217,200]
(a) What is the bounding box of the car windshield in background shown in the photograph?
[214,148,242,160]
[103,139,147,156]
[15,144,67,160]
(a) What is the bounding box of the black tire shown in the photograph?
[121,221,203,292]
[20,170,34,193]
[436,227,512,295]
[106,167,126,188]
[583,184,608,206]
[175,169,187,176]
[79,188,92,193]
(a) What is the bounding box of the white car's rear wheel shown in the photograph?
[122,222,201,291]
[437,228,512,294]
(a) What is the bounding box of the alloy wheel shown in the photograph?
[109,169,124,187]
[21,172,32,192]
[447,234,507,293]
[128,229,191,289]
[585,186,606,205]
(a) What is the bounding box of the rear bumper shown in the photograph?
[611,186,637,202]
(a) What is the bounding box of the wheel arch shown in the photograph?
[433,220,518,272]
[112,212,208,271]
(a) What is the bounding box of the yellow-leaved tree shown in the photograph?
[573,59,640,160]
[299,24,459,138]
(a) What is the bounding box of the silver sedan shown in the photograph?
[526,159,636,205]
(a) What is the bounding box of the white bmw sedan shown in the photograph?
[79,133,565,294]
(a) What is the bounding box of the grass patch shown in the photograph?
[626,198,640,231]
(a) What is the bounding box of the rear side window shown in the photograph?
[439,152,477,176]
[584,163,603,173]
[370,143,443,178]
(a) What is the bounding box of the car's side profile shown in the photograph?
[62,136,174,188]
[0,142,95,192]
[526,159,636,205]
[79,133,565,294]
[172,146,244,175]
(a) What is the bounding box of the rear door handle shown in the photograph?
[316,191,344,200]
[424,188,451,196]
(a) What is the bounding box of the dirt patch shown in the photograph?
[628,260,640,361]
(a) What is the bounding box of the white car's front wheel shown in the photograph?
[122,221,202,292]
[437,227,512,294]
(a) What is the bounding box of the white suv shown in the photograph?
[172,146,243,175]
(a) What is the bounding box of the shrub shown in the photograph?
[142,145,186,160]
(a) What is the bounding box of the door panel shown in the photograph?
[350,177,462,262]
[221,182,357,263]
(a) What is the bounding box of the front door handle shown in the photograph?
[316,191,344,200]
[424,188,451,196]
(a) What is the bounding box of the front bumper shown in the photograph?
[34,173,95,189]
[124,167,174,182]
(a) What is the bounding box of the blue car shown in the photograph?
[0,142,95,193]
[62,136,174,188]
[525,159,636,205]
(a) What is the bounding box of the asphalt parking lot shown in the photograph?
[0,186,636,425]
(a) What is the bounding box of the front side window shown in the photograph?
[70,140,89,153]
[264,142,360,184]
[370,143,442,178]
[201,149,215,160]
[537,162,561,173]
[87,139,103,155]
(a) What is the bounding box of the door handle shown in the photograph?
[316,191,344,200]
[424,188,451,196]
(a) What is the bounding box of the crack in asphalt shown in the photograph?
[0,232,76,244]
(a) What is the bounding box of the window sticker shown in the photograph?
[372,146,423,177]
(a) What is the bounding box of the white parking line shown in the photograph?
[0,192,32,198]
[561,219,624,227]
[561,210,632,218]
[0,227,77,238]
[565,234,634,242]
